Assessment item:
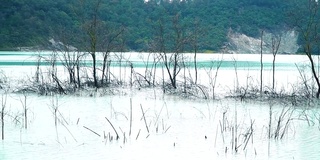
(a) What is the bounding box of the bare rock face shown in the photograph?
[16,38,78,51]
[48,38,77,51]
[226,29,299,54]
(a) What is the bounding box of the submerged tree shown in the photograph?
[260,30,264,95]
[191,18,205,85]
[271,33,282,91]
[167,13,188,89]
[86,0,100,88]
[287,0,320,98]
[74,0,127,88]
[100,25,126,86]
[152,12,192,89]
[74,0,103,88]
[1,92,7,140]
[54,27,83,90]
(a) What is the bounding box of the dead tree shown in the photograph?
[192,19,200,85]
[1,92,7,140]
[271,34,282,91]
[77,0,103,88]
[260,30,264,95]
[57,39,83,89]
[161,13,190,89]
[101,26,125,86]
[288,0,320,98]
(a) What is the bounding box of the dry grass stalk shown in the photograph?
[140,104,149,133]
[136,129,141,140]
[129,98,132,136]
[105,117,120,140]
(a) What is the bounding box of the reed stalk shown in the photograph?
[83,126,101,137]
[140,104,149,133]
[105,117,119,140]
[129,98,132,136]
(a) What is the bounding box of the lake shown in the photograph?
[0,51,319,160]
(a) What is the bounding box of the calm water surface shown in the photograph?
[0,51,319,160]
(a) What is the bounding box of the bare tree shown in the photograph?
[86,4,99,88]
[50,51,66,94]
[260,30,264,95]
[153,18,167,91]
[52,24,82,89]
[1,91,7,140]
[192,18,200,85]
[161,13,190,89]
[271,34,282,91]
[20,91,28,129]
[287,0,320,98]
[150,10,199,90]
[205,58,223,99]
[75,0,127,88]
[101,27,125,86]
[58,44,83,90]
[76,0,103,88]
[134,52,161,87]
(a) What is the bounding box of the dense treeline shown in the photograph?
[0,0,309,52]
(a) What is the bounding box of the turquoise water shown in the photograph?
[0,51,297,69]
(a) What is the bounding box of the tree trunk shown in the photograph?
[163,54,176,89]
[271,35,281,91]
[272,55,276,90]
[260,31,264,95]
[24,107,27,129]
[91,53,98,88]
[77,61,81,88]
[172,53,178,89]
[1,110,4,140]
[101,52,109,86]
[307,54,320,98]
[194,48,198,85]
[69,71,74,84]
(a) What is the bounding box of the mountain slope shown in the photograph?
[0,0,306,52]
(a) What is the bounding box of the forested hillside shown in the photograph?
[0,0,315,52]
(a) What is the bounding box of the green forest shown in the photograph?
[0,0,319,52]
